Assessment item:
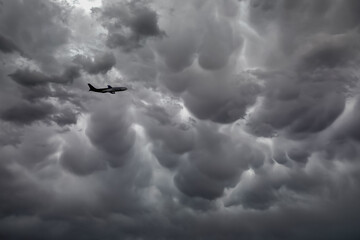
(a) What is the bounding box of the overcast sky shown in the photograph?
[1,0,360,239]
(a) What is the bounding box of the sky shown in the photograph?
[1,0,360,239]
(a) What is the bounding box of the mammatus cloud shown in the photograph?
[93,0,165,51]
[1,0,360,239]
[0,0,71,71]
[4,67,82,127]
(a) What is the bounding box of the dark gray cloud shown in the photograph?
[0,0,71,71]
[0,100,81,127]
[183,74,261,123]
[94,0,165,51]
[60,132,107,176]
[4,65,83,128]
[1,101,55,125]
[155,0,243,73]
[170,123,265,200]
[51,107,79,127]
[85,99,136,168]
[246,72,347,137]
[9,67,80,87]
[1,0,360,239]
[198,18,241,70]
[0,34,24,56]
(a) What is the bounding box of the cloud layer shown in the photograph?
[1,0,360,239]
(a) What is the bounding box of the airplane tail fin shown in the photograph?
[88,83,96,91]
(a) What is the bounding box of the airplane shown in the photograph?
[88,83,127,94]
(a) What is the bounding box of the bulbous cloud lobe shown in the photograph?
[94,0,165,51]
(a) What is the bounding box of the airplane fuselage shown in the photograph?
[88,84,127,94]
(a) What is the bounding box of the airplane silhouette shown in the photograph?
[88,83,127,94]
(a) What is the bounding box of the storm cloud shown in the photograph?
[1,0,360,239]
[0,34,24,56]
[93,0,165,51]
[74,52,116,75]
